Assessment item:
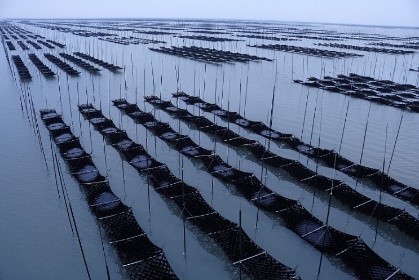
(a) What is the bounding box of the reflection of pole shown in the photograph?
[338,101,350,155]
[244,64,249,119]
[375,124,389,243]
[309,88,320,150]
[359,103,372,165]
[145,167,150,217]
[301,84,310,140]
[143,62,146,110]
[193,66,196,96]
[239,65,243,116]
[255,207,260,229]
[268,62,278,152]
[56,151,92,280]
[182,179,187,256]
[317,181,333,279]
[291,54,294,80]
[203,64,207,101]
[160,59,163,99]
[151,60,155,96]
[98,228,111,280]
[312,95,324,211]
[239,210,242,280]
[387,114,403,175]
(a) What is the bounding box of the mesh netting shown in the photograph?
[338,239,412,280]
[90,103,300,279]
[113,235,163,265]
[189,212,236,235]
[199,155,253,182]
[173,92,419,207]
[144,96,419,242]
[149,46,271,63]
[301,175,336,192]
[211,226,263,262]
[41,109,178,279]
[369,173,419,204]
[44,53,80,75]
[389,212,419,240]
[100,211,145,242]
[172,192,215,218]
[127,254,178,280]
[240,253,300,280]
[135,98,414,278]
[282,162,317,181]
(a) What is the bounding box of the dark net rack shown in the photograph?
[17,40,30,50]
[6,40,16,50]
[46,39,66,48]
[78,103,300,280]
[11,55,32,79]
[27,40,42,50]
[73,52,123,71]
[114,98,412,280]
[173,91,419,208]
[59,53,101,72]
[315,43,415,55]
[39,109,177,280]
[44,53,80,76]
[149,46,272,64]
[247,44,362,58]
[294,73,419,113]
[37,40,55,49]
[148,95,419,241]
[28,53,56,77]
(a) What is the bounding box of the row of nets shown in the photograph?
[295,73,419,113]
[173,91,419,207]
[113,99,412,280]
[149,46,271,63]
[78,104,299,280]
[150,94,419,241]
[40,109,178,280]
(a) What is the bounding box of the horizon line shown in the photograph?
[2,16,419,29]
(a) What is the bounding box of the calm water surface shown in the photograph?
[0,19,418,279]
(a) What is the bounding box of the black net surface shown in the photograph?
[85,103,300,279]
[146,96,419,241]
[172,192,215,218]
[189,212,236,235]
[73,51,122,71]
[149,46,271,64]
[338,239,412,280]
[28,53,55,76]
[11,55,32,79]
[173,92,419,207]
[113,235,162,265]
[59,53,101,72]
[135,98,414,278]
[127,254,178,280]
[240,253,300,280]
[100,212,145,242]
[211,226,263,262]
[44,53,80,75]
[40,109,178,279]
[249,44,361,58]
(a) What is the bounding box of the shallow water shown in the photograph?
[1,19,418,279]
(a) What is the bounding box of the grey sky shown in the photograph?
[1,0,419,27]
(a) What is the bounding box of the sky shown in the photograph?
[1,0,419,27]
